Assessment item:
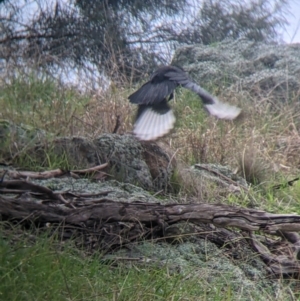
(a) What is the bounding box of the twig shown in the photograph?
[72,163,108,174]
[6,163,109,180]
[112,115,121,134]
[272,177,300,190]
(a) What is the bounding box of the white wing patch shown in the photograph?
[205,99,241,120]
[133,108,176,141]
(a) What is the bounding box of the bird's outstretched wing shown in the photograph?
[129,77,177,105]
[129,65,241,141]
[165,68,241,120]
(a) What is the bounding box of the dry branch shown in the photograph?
[5,163,109,180]
[0,180,300,277]
[1,197,300,232]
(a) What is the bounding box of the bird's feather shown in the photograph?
[129,65,241,140]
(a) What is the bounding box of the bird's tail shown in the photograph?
[133,101,175,141]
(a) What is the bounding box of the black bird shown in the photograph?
[129,65,241,141]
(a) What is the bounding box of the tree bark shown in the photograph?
[1,182,300,278]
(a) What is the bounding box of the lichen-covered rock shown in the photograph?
[31,178,162,203]
[174,163,248,200]
[191,163,248,188]
[108,239,282,299]
[50,134,174,191]
[0,124,174,192]
[93,134,153,189]
[172,39,300,102]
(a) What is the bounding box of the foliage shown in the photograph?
[0,0,290,85]
[184,0,290,45]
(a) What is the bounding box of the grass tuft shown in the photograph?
[1,73,300,299]
[0,227,251,301]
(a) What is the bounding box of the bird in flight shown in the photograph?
[129,65,241,141]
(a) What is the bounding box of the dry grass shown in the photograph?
[1,74,300,300]
[1,74,300,204]
[142,86,300,209]
[81,87,134,137]
[169,87,300,175]
[0,75,134,139]
[2,75,300,176]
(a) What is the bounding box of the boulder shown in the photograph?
[172,39,300,102]
[0,123,174,192]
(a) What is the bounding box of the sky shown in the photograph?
[283,1,300,43]
[5,0,300,43]
[2,0,299,90]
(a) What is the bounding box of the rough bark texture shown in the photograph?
[1,178,299,278]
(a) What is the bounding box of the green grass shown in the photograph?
[0,229,251,301]
[13,148,75,171]
[0,74,90,135]
[1,74,300,300]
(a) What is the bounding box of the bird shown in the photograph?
[128,65,241,141]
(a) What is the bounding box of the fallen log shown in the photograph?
[1,195,300,233]
[0,187,300,277]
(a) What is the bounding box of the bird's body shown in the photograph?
[129,65,241,141]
